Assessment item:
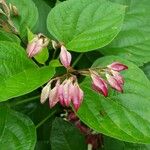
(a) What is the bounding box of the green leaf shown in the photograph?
[7,0,38,37]
[104,136,150,150]
[0,29,20,43]
[50,118,87,150]
[49,59,62,67]
[35,141,51,150]
[47,0,125,52]
[34,47,49,64]
[32,0,52,37]
[77,56,150,143]
[142,63,150,80]
[0,42,55,102]
[27,27,35,41]
[0,106,36,150]
[100,0,150,66]
[43,0,57,7]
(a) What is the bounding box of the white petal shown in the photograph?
[40,82,51,104]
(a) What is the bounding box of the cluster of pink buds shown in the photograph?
[39,43,128,111]
[40,77,83,111]
[26,33,49,58]
[40,44,84,111]
[90,62,128,96]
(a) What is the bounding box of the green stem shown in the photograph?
[52,49,57,59]
[72,53,84,67]
[10,95,40,107]
[36,109,57,129]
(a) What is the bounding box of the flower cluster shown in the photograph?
[40,77,83,111]
[26,37,128,111]
[90,62,128,96]
[39,44,128,111]
[40,44,84,111]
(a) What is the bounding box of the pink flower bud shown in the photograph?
[40,81,51,104]
[107,62,128,72]
[58,84,65,106]
[27,36,42,58]
[62,80,72,107]
[111,70,124,85]
[27,34,49,58]
[71,82,84,111]
[58,78,73,107]
[59,45,72,68]
[106,74,123,92]
[49,80,60,108]
[91,71,108,97]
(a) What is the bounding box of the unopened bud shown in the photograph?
[58,78,73,107]
[111,70,124,85]
[71,82,84,111]
[107,62,128,72]
[59,45,72,68]
[91,71,108,97]
[49,80,60,108]
[106,73,123,92]
[1,0,10,16]
[9,3,18,16]
[40,81,51,104]
[26,34,49,58]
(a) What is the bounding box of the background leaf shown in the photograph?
[103,136,150,150]
[0,106,36,150]
[49,59,62,67]
[34,47,49,64]
[0,42,55,102]
[50,117,87,150]
[100,0,150,66]
[44,0,57,8]
[7,0,38,37]
[142,63,150,80]
[32,0,52,36]
[0,29,20,43]
[77,56,150,143]
[10,93,62,150]
[47,0,125,52]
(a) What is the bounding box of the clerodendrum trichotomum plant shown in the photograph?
[0,0,150,150]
